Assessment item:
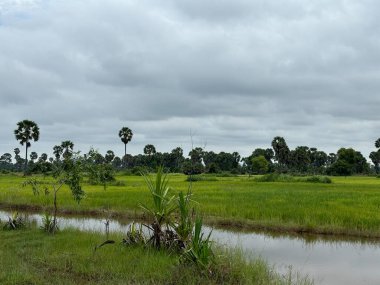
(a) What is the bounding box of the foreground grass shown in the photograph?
[0,227,310,285]
[1,174,380,237]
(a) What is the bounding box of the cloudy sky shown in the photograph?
[0,0,379,159]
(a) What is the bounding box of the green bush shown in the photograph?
[214,172,238,177]
[255,173,294,182]
[186,175,218,182]
[305,176,332,184]
[2,212,26,230]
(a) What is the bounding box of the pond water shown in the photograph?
[1,210,379,285]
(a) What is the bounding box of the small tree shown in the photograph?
[251,155,269,174]
[24,153,85,234]
[14,119,40,175]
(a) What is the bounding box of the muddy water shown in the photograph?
[1,210,379,285]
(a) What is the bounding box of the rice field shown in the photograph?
[1,173,380,237]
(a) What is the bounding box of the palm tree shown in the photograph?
[143,144,156,156]
[375,138,380,149]
[53,145,63,161]
[61,140,74,159]
[14,120,40,174]
[118,127,133,157]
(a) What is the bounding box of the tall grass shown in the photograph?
[0,228,312,285]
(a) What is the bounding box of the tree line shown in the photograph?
[1,120,379,176]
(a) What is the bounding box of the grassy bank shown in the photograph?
[0,227,310,285]
[1,174,380,237]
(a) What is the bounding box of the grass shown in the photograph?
[0,227,311,285]
[1,174,380,237]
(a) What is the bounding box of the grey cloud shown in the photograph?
[0,0,379,159]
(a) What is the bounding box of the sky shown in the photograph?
[0,0,379,160]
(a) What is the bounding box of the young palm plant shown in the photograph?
[181,216,214,270]
[2,212,25,230]
[172,190,195,249]
[140,166,177,249]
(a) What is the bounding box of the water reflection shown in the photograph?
[1,210,379,285]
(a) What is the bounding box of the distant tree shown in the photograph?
[182,159,204,175]
[86,148,104,164]
[14,148,20,156]
[310,149,328,169]
[170,147,184,172]
[370,138,380,173]
[251,148,274,162]
[215,151,240,172]
[189,147,203,164]
[35,153,51,175]
[118,127,133,157]
[375,138,380,149]
[112,156,122,169]
[0,153,13,171]
[206,162,220,173]
[61,140,74,160]
[105,150,115,164]
[38,153,48,163]
[329,148,368,175]
[202,151,217,169]
[53,145,63,161]
[0,153,12,164]
[30,151,38,162]
[144,144,156,156]
[289,146,311,173]
[327,153,337,166]
[271,136,290,169]
[369,151,380,173]
[232,152,241,169]
[85,149,114,190]
[14,119,40,174]
[251,155,269,174]
[328,160,352,176]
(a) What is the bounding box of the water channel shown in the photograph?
[1,210,379,285]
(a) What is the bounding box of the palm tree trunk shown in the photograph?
[24,144,28,176]
[124,143,127,168]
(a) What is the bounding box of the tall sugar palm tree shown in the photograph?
[61,140,74,160]
[14,119,40,175]
[118,127,133,157]
[144,144,156,156]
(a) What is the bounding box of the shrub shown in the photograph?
[305,176,332,184]
[186,175,218,182]
[2,212,26,230]
[255,173,294,182]
[41,212,58,233]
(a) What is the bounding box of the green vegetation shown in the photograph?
[254,173,331,184]
[2,212,25,230]
[2,174,380,237]
[0,228,310,285]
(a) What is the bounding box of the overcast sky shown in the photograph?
[0,0,379,159]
